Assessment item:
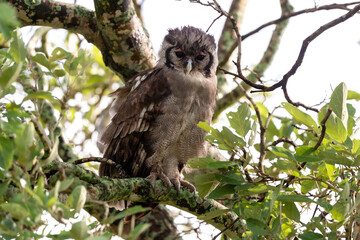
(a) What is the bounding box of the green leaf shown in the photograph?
[34,176,45,201]
[0,203,30,220]
[325,163,336,181]
[271,146,295,161]
[277,194,315,203]
[301,180,316,194]
[53,69,66,77]
[294,146,321,162]
[273,160,300,177]
[348,90,360,101]
[9,30,27,63]
[215,173,245,185]
[22,91,57,103]
[246,218,268,236]
[188,157,217,169]
[248,121,257,146]
[50,47,70,61]
[206,160,236,169]
[317,198,333,212]
[329,82,348,126]
[227,103,252,137]
[66,185,87,213]
[126,223,151,240]
[197,182,216,198]
[198,209,230,221]
[221,126,245,148]
[0,3,19,40]
[282,202,300,222]
[263,184,281,221]
[208,184,235,199]
[0,136,14,170]
[86,237,110,240]
[70,219,89,240]
[105,205,151,224]
[319,150,354,166]
[238,184,275,195]
[352,139,360,156]
[31,53,51,70]
[282,102,318,133]
[324,112,347,143]
[0,181,9,198]
[194,173,216,185]
[299,232,323,240]
[0,63,23,90]
[0,85,16,98]
[271,216,281,235]
[197,121,212,133]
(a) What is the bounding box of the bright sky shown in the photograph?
[69,0,360,111]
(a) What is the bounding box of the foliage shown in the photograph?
[191,82,360,239]
[0,5,131,239]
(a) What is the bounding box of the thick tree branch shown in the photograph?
[6,0,105,52]
[93,0,156,79]
[7,0,156,80]
[45,161,243,238]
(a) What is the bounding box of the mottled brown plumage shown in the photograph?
[98,26,218,195]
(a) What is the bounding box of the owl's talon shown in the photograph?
[146,171,172,191]
[180,180,196,193]
[170,178,181,193]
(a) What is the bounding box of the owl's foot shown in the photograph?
[170,178,196,193]
[147,171,172,191]
[146,170,196,193]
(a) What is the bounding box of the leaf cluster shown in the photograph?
[192,82,360,239]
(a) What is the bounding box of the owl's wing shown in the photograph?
[98,68,171,178]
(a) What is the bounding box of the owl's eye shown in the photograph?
[175,49,185,58]
[196,51,206,61]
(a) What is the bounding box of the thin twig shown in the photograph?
[221,3,360,112]
[212,217,240,240]
[223,1,360,65]
[206,14,222,32]
[314,107,332,150]
[73,157,116,165]
[31,114,53,154]
[270,137,298,148]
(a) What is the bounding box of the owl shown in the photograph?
[98,26,218,194]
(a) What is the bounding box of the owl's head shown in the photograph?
[158,26,217,78]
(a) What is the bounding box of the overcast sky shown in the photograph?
[69,0,360,110]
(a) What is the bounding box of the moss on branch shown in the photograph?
[45,161,243,238]
[93,0,156,79]
[6,0,156,79]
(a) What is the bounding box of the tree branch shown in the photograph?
[6,0,105,52]
[223,1,360,66]
[213,0,292,120]
[45,161,244,238]
[219,2,360,113]
[93,0,156,79]
[217,0,248,67]
[7,0,156,80]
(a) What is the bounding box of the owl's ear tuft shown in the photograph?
[165,34,176,45]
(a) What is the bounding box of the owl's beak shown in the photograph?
[185,59,193,74]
